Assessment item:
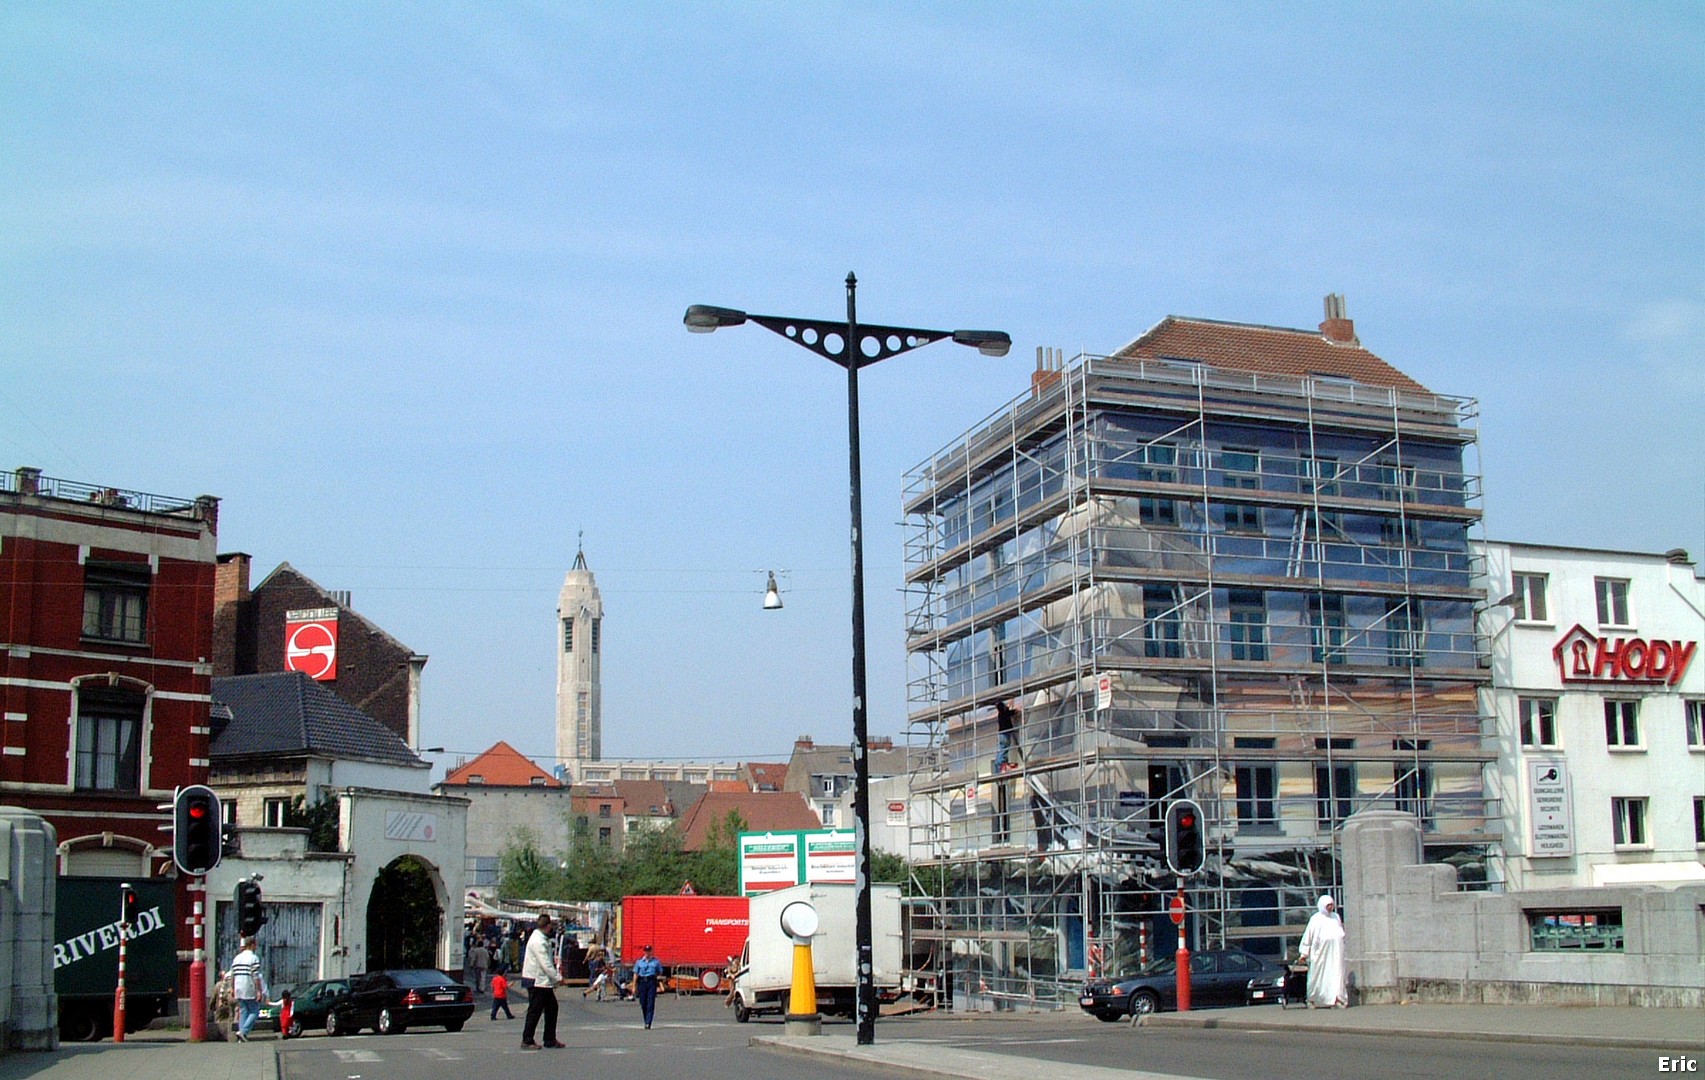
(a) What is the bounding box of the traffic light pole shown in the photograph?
[113,883,129,1043]
[189,882,207,1042]
[1175,887,1191,1012]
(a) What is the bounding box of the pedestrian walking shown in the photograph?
[489,968,514,1020]
[584,952,611,1001]
[1299,894,1349,1008]
[223,936,267,1042]
[633,944,663,1029]
[519,915,566,1049]
[466,940,491,993]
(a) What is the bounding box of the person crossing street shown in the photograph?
[519,915,566,1049]
[633,944,663,1029]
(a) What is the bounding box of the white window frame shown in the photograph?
[1594,577,1631,628]
[1686,700,1704,751]
[1510,573,1549,623]
[1611,796,1649,849]
[263,797,288,828]
[1519,697,1559,749]
[1695,796,1705,848]
[1603,699,1641,750]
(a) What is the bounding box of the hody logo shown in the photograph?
[1552,625,1697,686]
[53,906,166,970]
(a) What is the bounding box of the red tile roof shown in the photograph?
[676,791,820,851]
[744,762,788,792]
[1114,316,1430,394]
[441,740,560,788]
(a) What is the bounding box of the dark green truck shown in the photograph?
[53,877,178,1041]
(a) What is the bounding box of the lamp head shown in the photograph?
[763,571,784,611]
[951,330,1013,357]
[684,304,748,333]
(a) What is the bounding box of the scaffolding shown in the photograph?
[901,349,1495,1011]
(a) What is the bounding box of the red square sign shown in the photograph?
[284,608,339,680]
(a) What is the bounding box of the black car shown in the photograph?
[1079,949,1288,1020]
[328,970,474,1035]
[261,978,350,1037]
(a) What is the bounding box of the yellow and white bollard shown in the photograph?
[779,900,821,1037]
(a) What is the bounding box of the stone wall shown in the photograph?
[1343,810,1705,1007]
[0,807,58,1050]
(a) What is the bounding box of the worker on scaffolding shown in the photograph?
[992,699,1022,772]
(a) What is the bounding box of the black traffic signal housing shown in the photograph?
[172,784,223,875]
[120,882,140,928]
[236,879,267,937]
[1165,799,1207,877]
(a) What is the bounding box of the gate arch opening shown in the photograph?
[366,854,443,970]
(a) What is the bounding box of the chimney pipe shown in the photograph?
[1320,293,1358,345]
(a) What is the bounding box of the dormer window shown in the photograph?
[467,774,485,784]
[530,776,547,787]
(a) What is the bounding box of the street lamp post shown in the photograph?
[686,274,1008,1045]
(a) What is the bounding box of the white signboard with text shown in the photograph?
[1527,759,1574,858]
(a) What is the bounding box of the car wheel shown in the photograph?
[1129,990,1160,1016]
[1094,1011,1123,1023]
[444,1020,465,1033]
[376,1007,405,1035]
[287,1017,304,1038]
[733,1001,750,1024]
[327,1010,353,1037]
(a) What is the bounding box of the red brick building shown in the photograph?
[213,556,426,747]
[0,465,218,1009]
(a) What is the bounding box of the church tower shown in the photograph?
[555,542,603,773]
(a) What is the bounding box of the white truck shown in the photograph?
[730,882,902,1023]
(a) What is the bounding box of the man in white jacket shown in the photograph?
[519,915,565,1049]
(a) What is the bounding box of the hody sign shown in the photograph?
[1552,625,1697,686]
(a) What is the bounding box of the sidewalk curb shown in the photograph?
[1138,1012,1705,1051]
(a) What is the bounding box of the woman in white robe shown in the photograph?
[1298,893,1348,1008]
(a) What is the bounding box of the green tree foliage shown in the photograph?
[282,793,341,853]
[498,809,752,901]
[367,855,441,969]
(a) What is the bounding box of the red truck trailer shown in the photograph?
[620,895,749,992]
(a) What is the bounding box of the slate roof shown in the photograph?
[441,741,561,788]
[676,791,820,851]
[1113,316,1431,394]
[210,672,425,767]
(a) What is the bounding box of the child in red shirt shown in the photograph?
[489,969,513,1020]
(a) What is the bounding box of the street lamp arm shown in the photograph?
[686,307,1010,368]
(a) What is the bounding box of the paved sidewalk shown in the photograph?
[0,1031,279,1080]
[1139,1002,1705,1050]
[753,1003,1703,1079]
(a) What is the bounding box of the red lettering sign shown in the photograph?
[1553,625,1696,686]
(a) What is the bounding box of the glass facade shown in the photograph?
[902,352,1492,1007]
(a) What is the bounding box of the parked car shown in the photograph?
[260,978,351,1037]
[328,970,474,1035]
[1079,949,1288,1020]
[1245,963,1309,1007]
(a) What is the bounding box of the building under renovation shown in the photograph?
[901,298,1493,1008]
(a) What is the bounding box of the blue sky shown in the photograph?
[4,4,1701,771]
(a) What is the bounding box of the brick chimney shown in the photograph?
[1320,293,1358,345]
[215,552,252,608]
[869,736,894,751]
[1031,346,1064,397]
[794,736,815,751]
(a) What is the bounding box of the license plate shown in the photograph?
[1080,996,1094,1006]
[433,993,456,1002]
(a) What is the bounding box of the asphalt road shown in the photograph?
[278,993,1663,1080]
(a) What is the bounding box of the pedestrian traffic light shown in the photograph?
[121,882,140,928]
[173,784,223,875]
[236,879,267,937]
[1165,799,1206,877]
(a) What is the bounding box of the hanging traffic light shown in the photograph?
[236,879,267,937]
[1166,799,1207,877]
[173,785,223,875]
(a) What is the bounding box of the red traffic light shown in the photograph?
[1179,812,1195,828]
[189,804,208,819]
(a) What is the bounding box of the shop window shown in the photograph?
[83,562,150,644]
[1611,796,1648,847]
[1511,573,1548,623]
[74,687,144,792]
[1604,700,1641,749]
[1594,578,1631,627]
[1519,698,1559,748]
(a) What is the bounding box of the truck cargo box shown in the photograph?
[620,894,749,970]
[54,877,178,1040]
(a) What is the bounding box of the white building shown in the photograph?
[1478,540,1705,891]
[556,544,604,769]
